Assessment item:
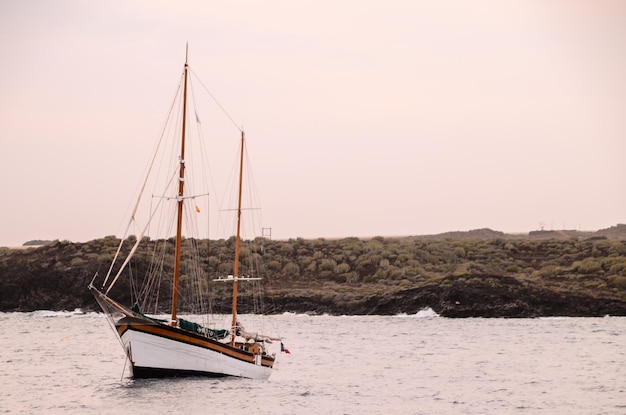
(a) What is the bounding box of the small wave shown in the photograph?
[395,307,440,318]
[281,311,311,317]
[538,316,570,321]
[29,309,103,318]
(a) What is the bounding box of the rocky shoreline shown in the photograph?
[3,274,626,318]
[263,274,626,317]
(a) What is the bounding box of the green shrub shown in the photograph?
[506,264,520,273]
[573,258,603,275]
[282,262,300,276]
[609,276,626,290]
[334,263,350,274]
[70,257,86,267]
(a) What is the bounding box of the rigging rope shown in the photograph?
[189,68,242,133]
[105,171,178,294]
[102,71,185,288]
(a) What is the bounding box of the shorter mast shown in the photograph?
[231,131,245,345]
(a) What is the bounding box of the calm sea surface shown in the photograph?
[0,310,624,414]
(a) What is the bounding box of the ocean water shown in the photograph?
[0,310,624,414]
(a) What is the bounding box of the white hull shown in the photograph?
[121,327,273,379]
[90,288,275,380]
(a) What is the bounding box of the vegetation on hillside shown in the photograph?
[1,225,625,316]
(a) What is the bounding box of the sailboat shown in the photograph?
[89,48,279,379]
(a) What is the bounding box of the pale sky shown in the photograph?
[1,0,625,247]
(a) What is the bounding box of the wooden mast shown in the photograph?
[230,130,245,344]
[171,45,189,326]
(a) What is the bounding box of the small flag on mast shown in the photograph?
[281,342,291,354]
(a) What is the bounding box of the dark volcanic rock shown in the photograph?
[362,275,626,317]
[266,274,626,317]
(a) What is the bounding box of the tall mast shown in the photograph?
[171,45,189,326]
[230,130,245,344]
